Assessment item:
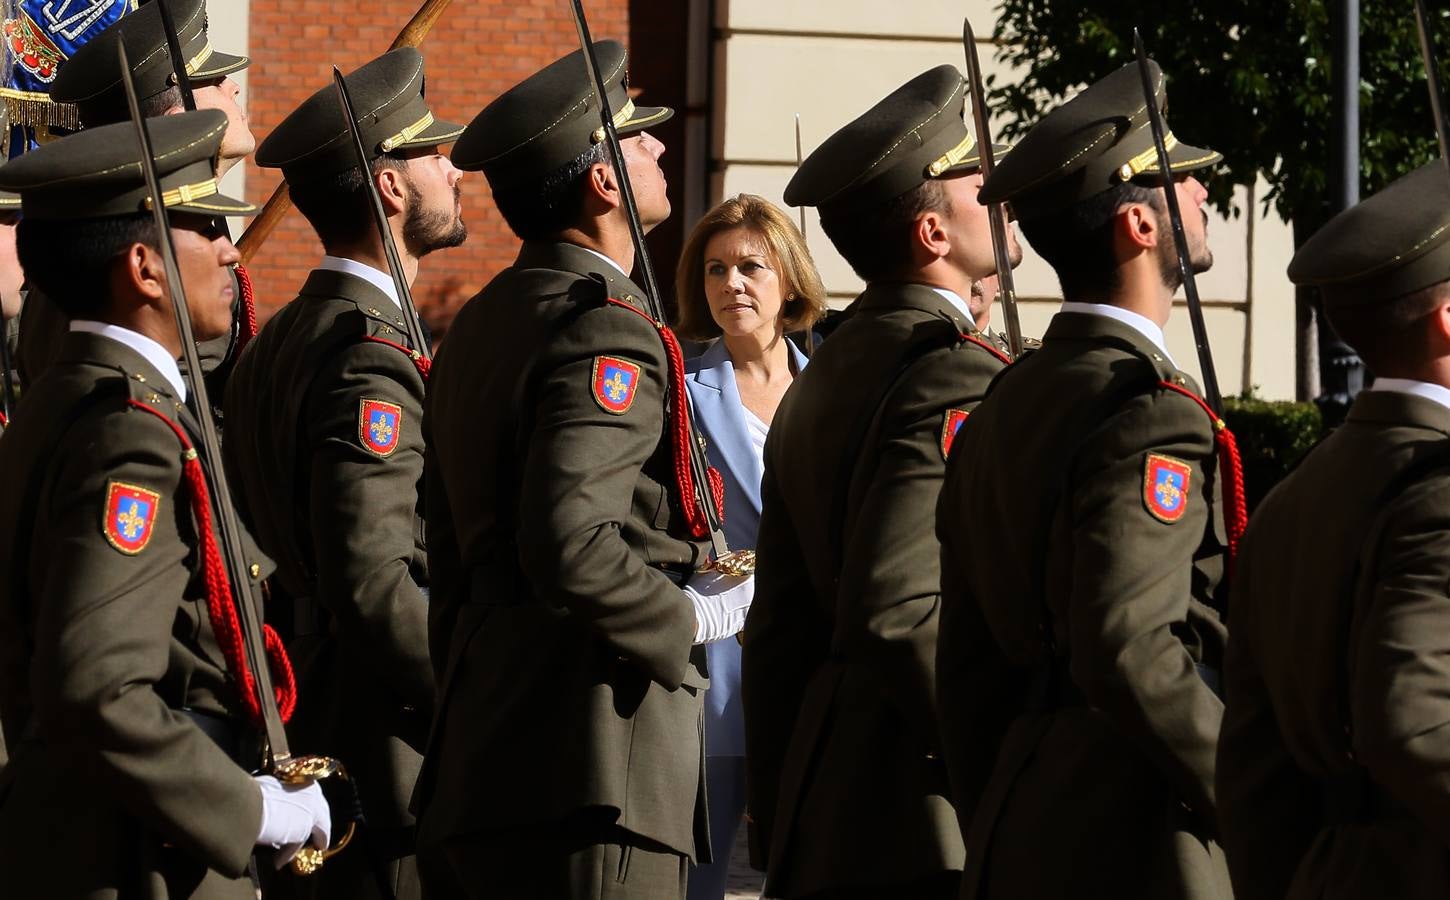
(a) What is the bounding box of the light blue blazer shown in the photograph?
[685,338,809,757]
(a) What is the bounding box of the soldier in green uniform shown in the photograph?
[739,66,1016,900]
[15,0,256,425]
[222,48,464,900]
[415,40,752,899]
[1218,160,1450,900]
[0,109,329,899]
[935,61,1232,900]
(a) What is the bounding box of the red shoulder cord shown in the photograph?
[234,264,259,356]
[125,399,297,726]
[0,409,7,429]
[604,298,725,538]
[362,334,431,380]
[1157,381,1248,579]
[960,332,1012,365]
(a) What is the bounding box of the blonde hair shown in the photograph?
[673,194,828,341]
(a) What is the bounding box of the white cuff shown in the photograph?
[685,571,755,644]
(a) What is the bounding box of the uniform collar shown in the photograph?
[68,320,186,402]
[854,281,973,330]
[931,287,974,323]
[577,245,630,278]
[318,255,401,311]
[1059,301,1174,365]
[1366,378,1450,416]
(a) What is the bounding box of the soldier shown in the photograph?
[935,61,1232,899]
[740,66,1017,900]
[0,109,328,898]
[1218,161,1450,900]
[414,40,752,899]
[16,0,256,425]
[222,48,464,900]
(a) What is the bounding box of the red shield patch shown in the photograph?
[591,356,642,415]
[1144,453,1192,523]
[359,399,403,457]
[103,481,161,555]
[940,408,969,460]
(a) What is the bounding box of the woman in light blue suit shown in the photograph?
[676,195,827,900]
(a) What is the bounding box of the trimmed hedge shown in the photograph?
[1223,395,1324,514]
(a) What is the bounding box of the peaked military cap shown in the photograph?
[783,65,1008,222]
[51,0,249,126]
[451,40,673,188]
[979,60,1221,219]
[1288,160,1450,308]
[255,48,464,184]
[0,109,254,220]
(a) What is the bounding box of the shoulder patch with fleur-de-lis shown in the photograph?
[1143,453,1192,523]
[103,481,161,554]
[359,399,403,457]
[590,356,642,415]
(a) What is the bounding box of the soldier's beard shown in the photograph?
[1157,211,1213,291]
[403,180,467,258]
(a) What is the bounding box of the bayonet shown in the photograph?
[1132,29,1224,416]
[566,0,741,568]
[330,65,431,361]
[962,17,1024,358]
[1414,0,1450,169]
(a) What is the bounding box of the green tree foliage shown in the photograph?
[989,1,1449,232]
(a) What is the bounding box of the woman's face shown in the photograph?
[702,226,787,340]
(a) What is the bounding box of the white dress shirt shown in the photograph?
[318,255,401,311]
[932,287,974,323]
[1369,377,1450,415]
[70,320,187,402]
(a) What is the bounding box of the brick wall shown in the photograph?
[241,0,631,335]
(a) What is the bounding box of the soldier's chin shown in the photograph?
[1191,249,1214,275]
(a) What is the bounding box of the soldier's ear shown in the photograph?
[121,242,167,302]
[585,159,620,212]
[375,164,409,217]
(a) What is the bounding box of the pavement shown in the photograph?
[725,822,763,900]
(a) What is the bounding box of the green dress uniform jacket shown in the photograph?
[936,311,1231,900]
[415,240,711,861]
[742,283,1007,898]
[0,332,271,899]
[1218,389,1450,900]
[223,268,430,887]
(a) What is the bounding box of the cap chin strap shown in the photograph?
[142,177,220,211]
[380,110,435,153]
[1117,131,1179,182]
[184,40,214,76]
[591,97,636,144]
[926,129,978,177]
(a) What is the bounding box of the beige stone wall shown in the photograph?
[711,0,1297,400]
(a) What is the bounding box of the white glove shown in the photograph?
[685,571,755,644]
[254,774,331,867]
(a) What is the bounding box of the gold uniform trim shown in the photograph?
[380,111,435,153]
[142,178,220,211]
[1116,132,1179,181]
[590,98,645,143]
[926,130,978,177]
[184,40,214,76]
